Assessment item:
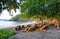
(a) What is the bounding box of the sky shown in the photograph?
[0,0,21,20]
[0,9,20,20]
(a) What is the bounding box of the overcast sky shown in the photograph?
[0,0,21,20]
[0,9,20,20]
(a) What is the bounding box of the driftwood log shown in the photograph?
[36,23,50,32]
[22,24,39,32]
[13,25,21,31]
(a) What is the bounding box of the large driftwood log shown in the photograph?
[22,21,60,32]
[36,23,50,32]
[22,24,39,32]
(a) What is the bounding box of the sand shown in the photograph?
[8,30,60,39]
[0,27,60,39]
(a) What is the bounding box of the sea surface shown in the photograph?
[0,20,36,29]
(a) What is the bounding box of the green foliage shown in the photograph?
[11,14,46,21]
[0,30,16,39]
[11,14,32,21]
[21,0,60,21]
[11,14,21,21]
[0,0,23,13]
[11,0,60,21]
[46,2,60,18]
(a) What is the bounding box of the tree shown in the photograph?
[0,0,24,13]
[21,0,60,29]
[21,0,46,21]
[21,0,58,18]
[47,1,60,29]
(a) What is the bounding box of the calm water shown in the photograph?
[0,20,36,29]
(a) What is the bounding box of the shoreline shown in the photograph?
[0,27,14,30]
[0,20,37,29]
[1,26,60,39]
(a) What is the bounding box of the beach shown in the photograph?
[0,27,60,39]
[0,20,60,39]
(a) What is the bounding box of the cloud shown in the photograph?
[0,9,20,20]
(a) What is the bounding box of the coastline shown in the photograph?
[1,26,60,39]
[0,20,37,29]
[0,27,14,30]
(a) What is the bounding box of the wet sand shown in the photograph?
[8,30,60,39]
[0,27,60,39]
